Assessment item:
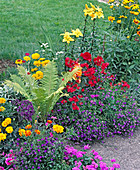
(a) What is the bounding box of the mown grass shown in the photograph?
[0,0,110,61]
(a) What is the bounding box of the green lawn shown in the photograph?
[0,0,110,61]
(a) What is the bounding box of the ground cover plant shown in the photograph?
[0,1,140,170]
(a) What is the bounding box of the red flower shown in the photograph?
[47,120,52,124]
[72,103,79,110]
[62,78,64,81]
[81,88,84,92]
[61,100,67,104]
[81,63,89,68]
[79,102,83,105]
[65,57,77,68]
[78,95,83,98]
[80,52,92,62]
[93,56,104,66]
[101,63,109,70]
[27,72,31,75]
[25,53,30,56]
[22,60,26,63]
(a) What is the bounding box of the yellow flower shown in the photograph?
[35,71,43,80]
[53,124,64,133]
[117,20,121,24]
[41,60,50,67]
[33,60,41,67]
[4,118,11,125]
[18,128,26,137]
[23,56,31,61]
[39,58,45,61]
[119,15,127,18]
[0,128,1,132]
[32,53,40,60]
[72,63,82,83]
[15,59,23,64]
[0,98,6,104]
[0,133,7,142]
[130,4,139,10]
[31,68,38,72]
[5,126,13,133]
[133,18,140,24]
[25,125,32,129]
[108,16,115,22]
[137,25,140,29]
[72,29,83,38]
[0,106,5,112]
[83,4,94,16]
[127,36,130,38]
[95,11,104,19]
[110,5,114,9]
[60,32,74,44]
[132,12,139,15]
[90,13,97,20]
[2,121,8,127]
[108,0,115,3]
[123,0,134,5]
[32,74,37,79]
[124,5,131,9]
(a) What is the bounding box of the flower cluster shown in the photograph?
[64,145,120,169]
[0,118,13,142]
[14,53,50,80]
[60,28,83,44]
[53,124,64,133]
[11,99,35,121]
[83,3,104,19]
[108,0,140,38]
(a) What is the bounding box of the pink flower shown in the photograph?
[51,116,57,119]
[72,167,80,170]
[25,53,30,56]
[45,123,48,126]
[5,158,14,165]
[0,166,4,170]
[49,132,53,137]
[9,168,14,170]
[20,147,23,152]
[111,159,116,162]
[113,163,120,168]
[84,144,90,150]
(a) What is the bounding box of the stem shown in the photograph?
[102,34,106,56]
[64,44,67,71]
[91,19,96,53]
[81,15,88,53]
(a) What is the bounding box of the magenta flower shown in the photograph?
[111,159,116,162]
[84,144,90,150]
[0,166,4,170]
[113,163,120,168]
[51,116,57,119]
[72,167,80,170]
[5,158,14,165]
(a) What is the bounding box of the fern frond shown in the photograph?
[59,67,80,88]
[10,74,25,90]
[40,61,58,96]
[4,80,31,100]
[17,65,37,90]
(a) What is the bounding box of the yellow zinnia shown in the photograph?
[18,128,26,137]
[0,98,6,104]
[5,126,13,133]
[32,53,40,60]
[5,118,11,125]
[15,59,23,64]
[53,124,64,133]
[41,60,50,67]
[0,133,7,142]
[2,121,8,127]
[35,71,43,80]
[33,60,41,67]
[23,56,31,61]
[0,106,5,112]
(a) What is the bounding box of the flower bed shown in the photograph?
[0,1,140,169]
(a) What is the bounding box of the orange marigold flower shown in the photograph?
[35,129,40,135]
[47,120,52,124]
[137,31,140,36]
[25,130,32,137]
[25,125,32,129]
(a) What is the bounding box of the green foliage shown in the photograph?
[4,61,80,120]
